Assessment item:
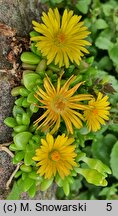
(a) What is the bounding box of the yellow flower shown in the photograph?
[84,92,110,131]
[34,74,92,134]
[31,8,91,68]
[32,133,77,179]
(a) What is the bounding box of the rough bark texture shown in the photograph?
[0,0,56,200]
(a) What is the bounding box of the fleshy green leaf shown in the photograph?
[55,174,63,187]
[7,179,23,200]
[13,125,28,133]
[23,178,34,192]
[24,145,35,166]
[4,117,17,128]
[82,157,111,175]
[62,178,70,196]
[20,164,32,173]
[13,105,24,118]
[76,168,108,186]
[13,132,32,150]
[14,151,24,163]
[40,177,53,191]
[110,141,118,179]
[22,113,30,126]
[28,171,42,181]
[20,52,40,65]
[27,92,38,104]
[28,184,36,198]
[23,72,41,91]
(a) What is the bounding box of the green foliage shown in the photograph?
[40,178,54,191]
[7,180,23,200]
[4,0,118,200]
[76,0,91,14]
[110,141,118,179]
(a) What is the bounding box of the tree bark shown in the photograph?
[0,0,56,200]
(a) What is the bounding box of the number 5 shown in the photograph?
[106,203,112,211]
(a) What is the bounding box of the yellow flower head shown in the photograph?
[32,133,77,179]
[84,92,111,132]
[34,74,92,134]
[31,8,91,68]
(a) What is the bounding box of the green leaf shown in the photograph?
[30,31,39,37]
[82,157,111,175]
[23,72,41,91]
[7,179,23,200]
[22,98,30,108]
[23,178,34,192]
[15,97,24,106]
[32,135,41,144]
[22,173,27,180]
[92,134,117,166]
[27,92,38,104]
[20,164,32,173]
[14,170,22,178]
[9,143,18,151]
[16,114,22,125]
[98,56,112,71]
[28,184,36,198]
[40,177,53,191]
[20,52,40,65]
[95,19,108,29]
[76,0,91,14]
[70,178,82,193]
[95,36,113,50]
[24,146,34,166]
[50,0,63,4]
[99,29,113,40]
[76,152,86,162]
[13,105,24,118]
[13,132,32,150]
[108,43,118,66]
[30,104,39,113]
[4,117,17,128]
[109,123,118,133]
[11,86,23,97]
[28,171,42,181]
[55,174,63,187]
[99,186,117,197]
[102,3,113,16]
[76,168,108,186]
[13,125,28,133]
[62,178,70,196]
[36,59,47,74]
[22,62,37,70]
[22,113,30,126]
[66,176,74,184]
[110,141,118,179]
[14,151,24,162]
[19,87,29,97]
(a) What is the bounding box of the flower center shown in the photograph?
[93,108,98,115]
[57,32,65,43]
[51,151,60,161]
[54,31,66,47]
[54,97,66,112]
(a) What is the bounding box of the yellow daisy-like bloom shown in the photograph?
[32,133,77,179]
[34,74,92,134]
[84,92,110,132]
[31,8,91,68]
